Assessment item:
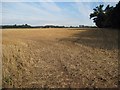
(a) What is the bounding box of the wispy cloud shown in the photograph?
[39,2,61,12]
[2,1,118,26]
[2,0,120,2]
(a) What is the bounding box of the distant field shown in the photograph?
[2,28,118,88]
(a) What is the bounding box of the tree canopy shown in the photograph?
[90,1,120,29]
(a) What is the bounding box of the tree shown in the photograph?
[90,4,114,28]
[90,1,120,29]
[90,5,105,28]
[103,5,114,27]
[111,1,120,28]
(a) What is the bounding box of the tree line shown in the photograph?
[1,24,66,28]
[1,24,95,29]
[1,24,31,29]
[90,1,120,28]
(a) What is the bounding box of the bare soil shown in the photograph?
[2,28,118,88]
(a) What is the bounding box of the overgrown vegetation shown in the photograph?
[90,1,120,28]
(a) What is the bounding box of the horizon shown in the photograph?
[1,23,95,26]
[1,1,118,26]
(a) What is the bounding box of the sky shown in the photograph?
[1,0,119,26]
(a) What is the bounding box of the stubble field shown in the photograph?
[2,28,118,88]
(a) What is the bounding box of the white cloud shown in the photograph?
[2,0,120,2]
[74,2,93,18]
[2,2,95,26]
[39,2,61,12]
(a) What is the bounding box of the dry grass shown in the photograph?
[2,28,118,88]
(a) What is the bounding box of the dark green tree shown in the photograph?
[103,5,114,27]
[90,4,114,28]
[90,5,105,28]
[90,1,120,29]
[111,1,120,28]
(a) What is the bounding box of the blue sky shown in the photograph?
[1,1,118,26]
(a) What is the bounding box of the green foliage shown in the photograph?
[111,1,120,28]
[90,1,120,29]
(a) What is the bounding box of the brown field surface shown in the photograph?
[2,28,118,88]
